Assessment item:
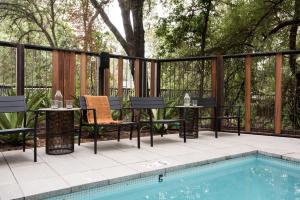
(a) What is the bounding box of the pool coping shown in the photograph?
[18,149,300,200]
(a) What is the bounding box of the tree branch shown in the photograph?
[265,19,300,37]
[90,0,130,54]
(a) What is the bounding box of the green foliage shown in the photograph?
[156,0,213,56]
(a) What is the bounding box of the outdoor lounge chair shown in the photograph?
[78,95,140,154]
[193,97,241,138]
[0,96,38,162]
[130,97,186,147]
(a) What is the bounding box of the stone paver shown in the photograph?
[0,131,300,199]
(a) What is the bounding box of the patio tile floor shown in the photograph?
[0,131,300,200]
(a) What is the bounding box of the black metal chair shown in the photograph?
[78,96,140,154]
[130,97,186,147]
[0,96,39,162]
[193,97,241,138]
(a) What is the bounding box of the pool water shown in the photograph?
[48,155,300,200]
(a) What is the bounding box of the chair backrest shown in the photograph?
[193,97,216,107]
[130,97,165,109]
[0,96,26,113]
[108,96,122,110]
[83,95,114,124]
[79,96,87,109]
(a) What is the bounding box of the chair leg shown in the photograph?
[33,130,37,162]
[117,126,121,142]
[129,125,133,140]
[238,117,241,136]
[94,126,98,154]
[137,124,140,149]
[215,118,218,138]
[161,124,164,137]
[78,124,82,146]
[183,121,186,143]
[22,132,26,152]
[150,124,154,147]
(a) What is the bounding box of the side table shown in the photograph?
[176,106,203,139]
[39,108,80,155]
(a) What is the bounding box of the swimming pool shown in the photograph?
[48,155,300,200]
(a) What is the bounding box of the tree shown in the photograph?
[156,0,213,57]
[90,0,145,57]
[68,0,102,51]
[0,0,75,47]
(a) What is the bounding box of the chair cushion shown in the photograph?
[84,95,122,125]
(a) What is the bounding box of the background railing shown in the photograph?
[0,40,299,137]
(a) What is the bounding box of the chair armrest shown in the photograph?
[81,108,96,112]
[80,108,97,124]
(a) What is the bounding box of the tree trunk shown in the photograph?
[90,0,146,83]
[200,0,212,97]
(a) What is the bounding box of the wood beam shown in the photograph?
[68,52,76,99]
[211,58,217,97]
[118,58,123,96]
[150,61,156,97]
[134,59,141,96]
[245,55,252,132]
[216,55,224,130]
[104,68,110,96]
[80,53,87,95]
[274,53,282,134]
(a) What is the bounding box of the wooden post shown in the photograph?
[16,44,25,95]
[134,59,141,96]
[150,61,156,97]
[211,58,217,128]
[216,55,224,130]
[274,53,282,134]
[104,68,110,96]
[245,55,252,132]
[63,52,70,99]
[99,52,110,96]
[156,61,161,97]
[211,58,217,98]
[68,52,76,99]
[118,58,123,96]
[80,53,87,95]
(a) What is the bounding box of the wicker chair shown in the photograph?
[130,97,186,147]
